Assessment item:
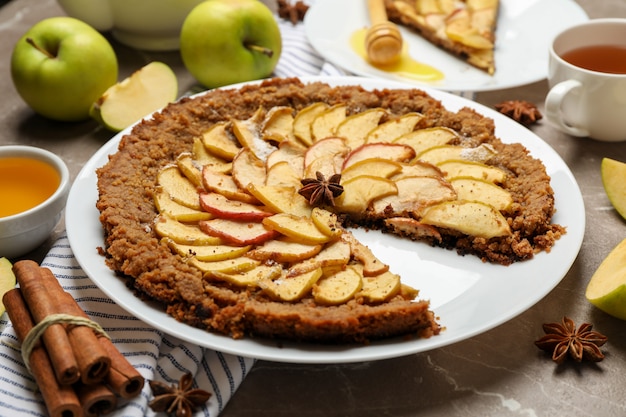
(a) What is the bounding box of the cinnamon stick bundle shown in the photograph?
[14,260,111,385]
[5,259,146,417]
[12,260,80,385]
[59,291,145,398]
[3,288,82,417]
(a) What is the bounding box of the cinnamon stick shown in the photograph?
[74,382,117,417]
[60,292,145,398]
[3,288,82,417]
[40,268,111,385]
[12,260,79,385]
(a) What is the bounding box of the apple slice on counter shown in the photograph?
[601,157,626,220]
[90,61,177,132]
[586,237,626,320]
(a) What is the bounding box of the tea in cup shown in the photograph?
[545,19,626,142]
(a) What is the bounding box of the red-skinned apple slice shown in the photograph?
[199,218,279,246]
[199,192,273,221]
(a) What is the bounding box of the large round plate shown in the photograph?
[304,0,588,92]
[66,76,585,364]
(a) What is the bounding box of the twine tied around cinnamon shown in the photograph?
[20,313,110,374]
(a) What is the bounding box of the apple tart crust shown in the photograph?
[96,77,564,342]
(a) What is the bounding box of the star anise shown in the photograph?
[277,0,310,25]
[534,316,608,364]
[494,100,543,126]
[299,171,344,207]
[149,372,211,417]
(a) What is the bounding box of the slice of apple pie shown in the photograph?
[96,78,564,343]
[384,0,499,74]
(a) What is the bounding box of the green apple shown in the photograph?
[601,157,626,220]
[90,61,178,132]
[586,238,626,320]
[180,0,282,88]
[0,257,17,316]
[11,17,118,122]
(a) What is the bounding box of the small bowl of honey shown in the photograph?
[0,146,70,259]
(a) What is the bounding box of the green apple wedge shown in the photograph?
[601,157,626,220]
[0,257,17,316]
[11,17,118,122]
[90,61,178,132]
[586,238,626,320]
[180,0,282,88]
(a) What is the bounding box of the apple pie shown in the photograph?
[384,0,499,74]
[96,77,564,343]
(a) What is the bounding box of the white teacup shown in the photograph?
[545,18,626,142]
[57,0,206,51]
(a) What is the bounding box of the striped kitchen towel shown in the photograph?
[0,234,256,417]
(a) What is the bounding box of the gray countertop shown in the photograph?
[2,1,626,416]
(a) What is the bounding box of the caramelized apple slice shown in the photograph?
[393,127,459,156]
[311,104,347,142]
[310,207,343,239]
[190,256,260,275]
[336,175,398,213]
[262,213,332,244]
[365,113,423,143]
[154,215,222,245]
[335,108,386,149]
[293,102,329,146]
[340,158,403,183]
[359,271,402,303]
[154,190,212,222]
[420,200,511,238]
[313,266,363,305]
[372,175,457,216]
[342,143,416,170]
[287,239,351,277]
[246,184,312,217]
[231,148,267,190]
[262,106,295,143]
[231,108,277,160]
[176,153,203,188]
[449,177,513,211]
[342,233,389,277]
[259,268,323,302]
[247,238,323,263]
[193,137,232,174]
[163,237,251,262]
[157,166,201,210]
[202,167,258,204]
[202,121,241,161]
[437,159,507,183]
[212,264,283,288]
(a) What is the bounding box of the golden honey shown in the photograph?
[350,28,444,82]
[0,157,60,218]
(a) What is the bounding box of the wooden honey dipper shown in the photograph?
[364,0,403,65]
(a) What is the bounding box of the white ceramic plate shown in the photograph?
[304,0,588,92]
[66,76,585,364]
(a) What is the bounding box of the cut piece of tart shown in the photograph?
[96,77,564,343]
[384,0,499,74]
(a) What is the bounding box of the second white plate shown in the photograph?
[304,0,588,91]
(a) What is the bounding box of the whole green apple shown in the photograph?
[11,17,118,122]
[180,0,282,89]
